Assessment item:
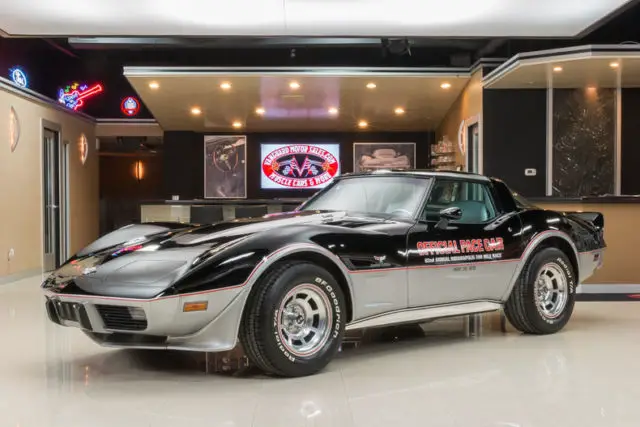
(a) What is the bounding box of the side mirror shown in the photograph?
[436,207,462,229]
[440,207,462,220]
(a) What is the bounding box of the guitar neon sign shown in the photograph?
[58,82,103,111]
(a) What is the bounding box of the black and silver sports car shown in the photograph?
[42,171,605,377]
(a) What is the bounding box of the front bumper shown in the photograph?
[44,286,249,352]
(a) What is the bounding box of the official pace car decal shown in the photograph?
[262,145,339,188]
[417,238,505,264]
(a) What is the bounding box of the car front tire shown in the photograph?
[504,247,576,335]
[239,261,346,377]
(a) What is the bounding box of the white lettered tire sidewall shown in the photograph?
[261,263,346,376]
[525,248,576,331]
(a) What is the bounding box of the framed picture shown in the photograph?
[204,135,247,199]
[353,142,416,173]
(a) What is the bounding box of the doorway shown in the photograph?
[42,125,68,271]
[466,122,480,173]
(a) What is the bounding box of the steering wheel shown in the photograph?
[389,208,412,217]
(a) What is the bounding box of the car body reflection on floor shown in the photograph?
[1,275,638,427]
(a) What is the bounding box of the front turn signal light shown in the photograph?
[183,301,209,312]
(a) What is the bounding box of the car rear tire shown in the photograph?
[504,247,576,335]
[239,261,346,377]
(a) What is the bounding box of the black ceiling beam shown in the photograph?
[68,36,487,51]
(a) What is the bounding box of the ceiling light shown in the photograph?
[232,121,243,128]
[553,66,563,72]
[220,82,232,90]
[148,81,159,89]
[394,107,405,115]
[328,107,339,115]
[190,106,202,116]
[440,82,451,89]
[610,61,620,68]
[358,120,368,128]
[366,82,377,89]
[255,107,265,115]
[289,81,301,90]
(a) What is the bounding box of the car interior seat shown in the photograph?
[453,200,489,223]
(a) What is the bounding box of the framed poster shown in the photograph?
[353,142,416,173]
[204,135,247,199]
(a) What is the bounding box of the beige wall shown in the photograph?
[0,85,99,277]
[537,202,639,285]
[436,69,483,169]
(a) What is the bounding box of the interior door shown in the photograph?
[466,122,480,173]
[43,128,61,271]
[406,178,522,307]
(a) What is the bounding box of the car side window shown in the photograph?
[421,179,498,224]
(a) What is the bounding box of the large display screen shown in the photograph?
[260,143,340,190]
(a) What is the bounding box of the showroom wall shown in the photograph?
[621,88,640,195]
[436,69,483,169]
[483,86,640,198]
[162,131,434,200]
[0,81,99,277]
[99,153,163,233]
[482,89,547,197]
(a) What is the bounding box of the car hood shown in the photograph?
[43,210,399,298]
[166,209,394,246]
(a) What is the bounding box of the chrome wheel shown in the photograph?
[277,284,332,357]
[534,262,568,319]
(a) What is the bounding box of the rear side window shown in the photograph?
[422,179,498,224]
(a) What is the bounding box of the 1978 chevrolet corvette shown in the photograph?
[42,171,606,377]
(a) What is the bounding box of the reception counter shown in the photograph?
[531,196,640,285]
[139,195,640,286]
[140,198,305,223]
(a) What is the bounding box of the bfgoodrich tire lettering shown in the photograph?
[504,247,576,335]
[239,261,346,377]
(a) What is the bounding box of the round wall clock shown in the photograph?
[79,133,88,165]
[9,106,20,153]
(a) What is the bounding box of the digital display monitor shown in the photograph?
[260,143,340,190]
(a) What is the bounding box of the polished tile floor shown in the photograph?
[1,275,639,427]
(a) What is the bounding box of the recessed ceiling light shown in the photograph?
[148,81,159,89]
[358,120,368,128]
[328,107,339,115]
[586,85,597,91]
[366,82,377,89]
[255,107,265,115]
[232,121,243,128]
[440,82,451,89]
[190,106,202,115]
[610,61,620,68]
[553,66,563,72]
[220,82,232,90]
[289,81,301,90]
[394,107,405,115]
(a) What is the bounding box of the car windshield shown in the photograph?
[300,176,430,219]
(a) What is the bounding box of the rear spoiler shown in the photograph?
[565,211,604,230]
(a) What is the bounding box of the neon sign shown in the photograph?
[9,67,28,88]
[120,96,140,116]
[58,82,103,111]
